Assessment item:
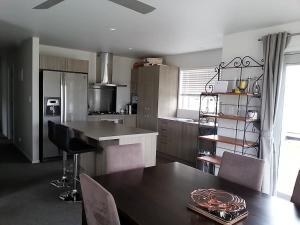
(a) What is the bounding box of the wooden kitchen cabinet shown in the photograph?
[40,55,66,71]
[87,115,100,122]
[124,115,137,128]
[157,118,198,166]
[168,121,182,157]
[179,123,198,163]
[66,58,89,73]
[135,65,179,131]
[130,68,138,97]
[40,55,89,73]
[87,115,137,128]
[136,66,159,131]
[157,119,169,155]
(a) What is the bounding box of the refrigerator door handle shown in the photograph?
[64,74,68,122]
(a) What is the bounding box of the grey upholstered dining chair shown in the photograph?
[218,151,265,191]
[291,170,300,205]
[80,173,121,225]
[105,143,145,174]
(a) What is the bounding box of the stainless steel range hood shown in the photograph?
[91,52,126,88]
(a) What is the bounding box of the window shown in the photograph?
[178,68,217,111]
[277,62,300,199]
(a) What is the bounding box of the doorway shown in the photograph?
[0,58,14,141]
[277,55,300,199]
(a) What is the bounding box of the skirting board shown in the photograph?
[13,144,40,164]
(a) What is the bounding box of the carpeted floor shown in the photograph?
[0,137,174,225]
[0,139,82,225]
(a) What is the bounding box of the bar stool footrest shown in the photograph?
[50,178,70,188]
[59,190,82,203]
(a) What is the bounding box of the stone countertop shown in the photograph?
[158,116,216,127]
[63,121,158,141]
[88,114,137,117]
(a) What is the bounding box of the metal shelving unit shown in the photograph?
[197,56,264,174]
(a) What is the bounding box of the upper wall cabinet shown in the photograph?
[134,65,179,131]
[66,58,89,74]
[40,55,66,71]
[39,55,89,74]
[130,68,139,97]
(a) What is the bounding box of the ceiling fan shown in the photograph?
[33,0,156,14]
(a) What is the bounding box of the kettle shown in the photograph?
[126,104,132,115]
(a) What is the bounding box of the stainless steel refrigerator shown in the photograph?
[39,70,88,161]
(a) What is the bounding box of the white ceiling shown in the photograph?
[1,0,300,56]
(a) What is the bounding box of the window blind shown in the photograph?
[179,68,217,95]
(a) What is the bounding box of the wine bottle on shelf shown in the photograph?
[247,77,251,93]
[252,80,260,95]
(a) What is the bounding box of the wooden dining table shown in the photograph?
[83,162,300,225]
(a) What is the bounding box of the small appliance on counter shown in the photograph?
[131,103,137,114]
[131,95,138,114]
[126,104,132,115]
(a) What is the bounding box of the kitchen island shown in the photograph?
[63,121,158,176]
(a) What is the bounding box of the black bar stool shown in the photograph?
[48,121,69,188]
[55,124,96,202]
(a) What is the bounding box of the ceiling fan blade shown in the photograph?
[33,0,65,9]
[108,0,155,14]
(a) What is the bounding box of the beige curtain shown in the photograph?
[260,32,290,195]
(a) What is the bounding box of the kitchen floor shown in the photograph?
[0,139,172,225]
[156,155,175,165]
[0,140,81,225]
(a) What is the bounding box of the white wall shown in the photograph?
[113,56,136,112]
[222,21,300,62]
[32,37,39,162]
[0,49,16,138]
[164,49,222,69]
[14,37,39,163]
[0,55,8,136]
[0,55,2,134]
[1,49,17,141]
[164,49,222,119]
[40,44,137,112]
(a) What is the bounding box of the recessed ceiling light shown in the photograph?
[129,48,133,50]
[110,28,116,31]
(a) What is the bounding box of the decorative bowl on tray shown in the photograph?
[188,189,248,224]
[190,189,246,213]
